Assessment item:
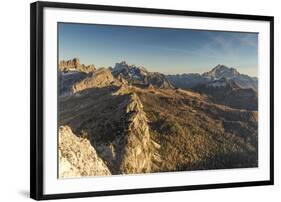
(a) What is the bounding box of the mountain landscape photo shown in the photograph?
[58,23,259,178]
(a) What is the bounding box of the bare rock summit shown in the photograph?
[59,58,96,73]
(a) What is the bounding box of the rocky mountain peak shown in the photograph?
[59,58,96,73]
[203,64,239,80]
[213,64,229,70]
[72,58,80,66]
[112,61,173,89]
[113,61,130,71]
[113,61,148,74]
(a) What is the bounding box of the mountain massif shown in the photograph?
[112,61,174,89]
[167,64,258,91]
[58,59,258,178]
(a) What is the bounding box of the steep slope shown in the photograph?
[166,73,209,88]
[58,70,89,96]
[72,68,117,93]
[193,78,258,110]
[58,85,159,175]
[135,87,258,171]
[59,125,111,178]
[118,92,154,173]
[59,67,123,95]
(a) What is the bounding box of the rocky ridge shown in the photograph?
[59,81,160,176]
[117,92,154,173]
[72,68,116,93]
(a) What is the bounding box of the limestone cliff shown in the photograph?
[59,126,111,178]
[59,84,160,176]
[59,58,96,73]
[119,93,153,173]
[87,90,159,175]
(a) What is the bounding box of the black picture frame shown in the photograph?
[30,1,274,200]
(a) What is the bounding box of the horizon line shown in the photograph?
[58,57,258,78]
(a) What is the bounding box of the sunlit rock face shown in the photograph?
[59,58,96,73]
[58,126,111,178]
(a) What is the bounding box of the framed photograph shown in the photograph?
[30,1,274,200]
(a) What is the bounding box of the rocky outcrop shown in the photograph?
[59,126,111,178]
[59,81,160,175]
[119,93,153,173]
[72,68,116,93]
[87,91,158,175]
[59,58,96,73]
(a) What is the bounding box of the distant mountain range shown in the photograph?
[167,64,258,91]
[193,78,258,110]
[58,60,258,110]
[58,58,258,177]
[59,59,257,91]
[110,62,258,110]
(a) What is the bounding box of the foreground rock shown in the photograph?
[59,85,160,175]
[59,125,111,178]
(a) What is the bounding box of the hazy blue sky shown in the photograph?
[58,23,258,76]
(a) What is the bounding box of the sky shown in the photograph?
[58,23,258,77]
